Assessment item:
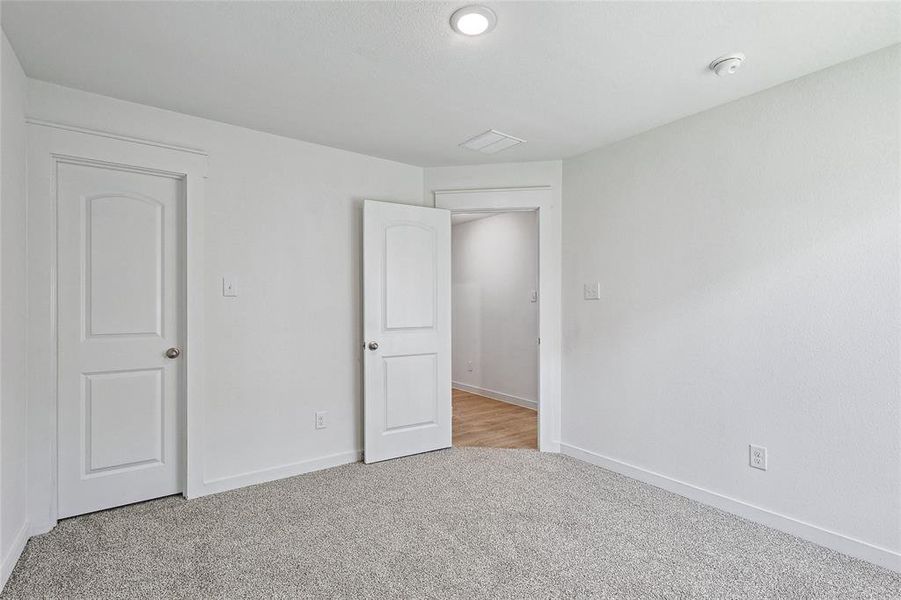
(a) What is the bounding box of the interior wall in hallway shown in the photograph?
[452,212,538,408]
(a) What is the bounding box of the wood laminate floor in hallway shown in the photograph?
[452,388,538,449]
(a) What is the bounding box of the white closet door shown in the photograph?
[57,159,184,518]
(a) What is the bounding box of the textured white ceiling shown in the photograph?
[3,2,899,166]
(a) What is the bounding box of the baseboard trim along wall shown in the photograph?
[452,382,537,411]
[196,450,362,498]
[1,520,30,592]
[7,450,362,586]
[560,443,900,573]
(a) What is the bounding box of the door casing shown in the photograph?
[26,121,207,534]
[434,187,562,453]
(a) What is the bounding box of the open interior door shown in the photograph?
[363,200,451,463]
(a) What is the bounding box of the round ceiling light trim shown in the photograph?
[450,5,497,36]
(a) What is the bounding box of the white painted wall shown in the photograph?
[0,29,30,588]
[24,80,425,526]
[452,212,538,408]
[561,45,901,568]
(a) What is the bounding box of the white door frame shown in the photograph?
[27,121,208,535]
[434,186,561,452]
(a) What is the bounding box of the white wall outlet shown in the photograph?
[315,411,327,430]
[749,444,767,471]
[222,275,238,297]
[530,290,538,303]
[583,282,601,300]
[467,361,473,372]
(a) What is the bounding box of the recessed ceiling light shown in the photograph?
[450,5,497,36]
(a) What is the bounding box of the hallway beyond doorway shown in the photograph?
[452,389,537,449]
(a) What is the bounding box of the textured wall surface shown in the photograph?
[1,30,30,588]
[562,46,901,555]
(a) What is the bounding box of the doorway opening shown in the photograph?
[450,210,539,449]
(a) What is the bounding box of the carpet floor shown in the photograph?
[3,448,898,599]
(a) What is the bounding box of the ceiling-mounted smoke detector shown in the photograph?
[709,53,745,77]
[459,129,525,154]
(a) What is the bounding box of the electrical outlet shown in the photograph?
[749,444,767,471]
[467,361,473,372]
[315,411,327,430]
[583,282,601,300]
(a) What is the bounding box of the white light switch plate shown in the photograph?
[583,282,601,300]
[222,275,238,297]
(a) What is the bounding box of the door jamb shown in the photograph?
[26,121,207,535]
[434,186,561,452]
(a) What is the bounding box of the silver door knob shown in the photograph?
[368,342,379,351]
[165,347,181,359]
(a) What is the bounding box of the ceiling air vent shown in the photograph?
[459,129,525,154]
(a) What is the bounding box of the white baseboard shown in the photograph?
[1,519,30,592]
[196,449,361,497]
[29,522,54,537]
[542,440,561,453]
[452,382,537,411]
[560,443,901,573]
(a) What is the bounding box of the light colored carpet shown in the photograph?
[3,448,898,599]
